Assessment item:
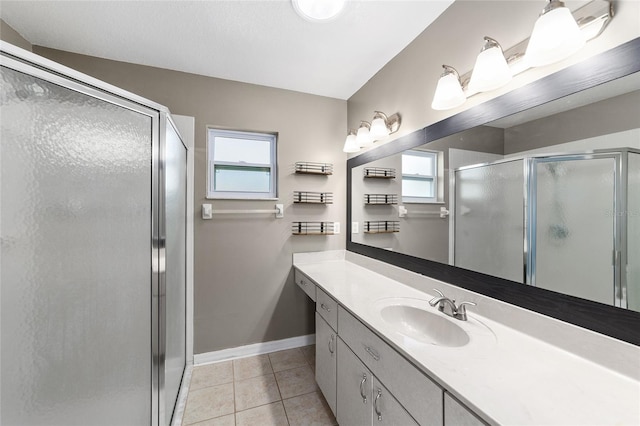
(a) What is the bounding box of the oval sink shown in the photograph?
[379,305,470,347]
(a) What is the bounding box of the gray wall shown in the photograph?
[33,47,347,354]
[0,19,32,51]
[504,90,640,154]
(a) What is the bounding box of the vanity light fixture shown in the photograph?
[525,0,585,67]
[431,65,466,111]
[431,0,613,111]
[344,111,402,154]
[342,129,359,153]
[468,37,512,93]
[292,0,346,22]
[356,121,374,148]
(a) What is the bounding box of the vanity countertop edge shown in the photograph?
[293,251,640,426]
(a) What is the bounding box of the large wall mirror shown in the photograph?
[347,38,640,345]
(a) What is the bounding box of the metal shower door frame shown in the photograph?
[1,42,176,425]
[526,152,624,308]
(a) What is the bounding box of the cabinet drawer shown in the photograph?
[338,306,443,426]
[316,287,337,331]
[294,269,316,301]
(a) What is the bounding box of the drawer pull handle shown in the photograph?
[365,346,380,361]
[359,373,368,404]
[374,388,383,421]
[328,334,335,354]
[320,303,331,312]
[300,280,306,286]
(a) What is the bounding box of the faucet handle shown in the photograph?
[432,288,444,297]
[455,301,477,321]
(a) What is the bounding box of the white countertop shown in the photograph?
[294,255,640,426]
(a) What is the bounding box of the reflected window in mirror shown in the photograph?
[401,150,442,203]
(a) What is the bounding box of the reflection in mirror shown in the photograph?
[351,72,640,312]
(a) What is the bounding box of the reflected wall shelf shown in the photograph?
[292,221,335,235]
[364,221,400,234]
[294,191,333,204]
[364,167,396,179]
[364,194,398,205]
[295,162,333,175]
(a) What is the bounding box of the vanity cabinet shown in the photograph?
[444,393,488,426]
[337,337,418,426]
[338,306,443,425]
[315,312,337,415]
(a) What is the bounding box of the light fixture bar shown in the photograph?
[459,0,612,97]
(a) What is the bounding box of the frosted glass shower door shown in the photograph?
[454,159,525,282]
[531,155,618,305]
[163,120,187,425]
[1,62,154,424]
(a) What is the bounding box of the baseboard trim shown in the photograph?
[194,334,316,365]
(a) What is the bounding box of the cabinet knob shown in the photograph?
[320,303,331,312]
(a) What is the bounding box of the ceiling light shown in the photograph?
[431,65,466,111]
[343,130,359,153]
[468,37,512,93]
[525,0,586,67]
[356,121,373,148]
[292,0,346,22]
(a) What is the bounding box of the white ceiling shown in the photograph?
[0,0,454,100]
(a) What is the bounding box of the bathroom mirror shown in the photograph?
[347,38,640,345]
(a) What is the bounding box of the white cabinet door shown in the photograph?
[337,337,373,426]
[315,313,337,415]
[445,392,487,426]
[372,378,419,426]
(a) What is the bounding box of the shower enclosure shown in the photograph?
[0,43,187,425]
[453,149,639,311]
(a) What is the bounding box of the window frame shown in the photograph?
[206,127,278,200]
[401,150,438,204]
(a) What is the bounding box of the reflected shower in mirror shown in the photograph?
[351,72,640,311]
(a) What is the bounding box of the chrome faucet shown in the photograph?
[428,289,476,321]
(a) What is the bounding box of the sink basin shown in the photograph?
[379,305,470,347]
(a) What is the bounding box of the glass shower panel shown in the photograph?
[627,152,640,311]
[1,66,152,424]
[533,157,616,305]
[164,120,187,424]
[454,160,524,282]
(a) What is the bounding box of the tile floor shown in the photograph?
[181,345,337,426]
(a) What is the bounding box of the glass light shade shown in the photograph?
[468,44,512,92]
[292,0,345,22]
[431,71,466,111]
[370,116,390,140]
[525,3,585,67]
[356,123,373,148]
[342,132,359,153]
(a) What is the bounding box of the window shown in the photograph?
[207,128,277,199]
[402,150,438,203]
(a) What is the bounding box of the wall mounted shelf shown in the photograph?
[292,221,335,235]
[364,221,400,234]
[364,194,398,205]
[295,162,333,175]
[363,167,396,179]
[294,191,333,204]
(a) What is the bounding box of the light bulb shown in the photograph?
[356,122,373,148]
[468,37,512,93]
[342,130,359,153]
[525,0,585,67]
[292,0,345,22]
[370,112,390,140]
[431,65,466,111]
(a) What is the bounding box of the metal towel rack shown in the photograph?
[398,206,449,218]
